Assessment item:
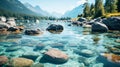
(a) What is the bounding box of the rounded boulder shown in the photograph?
[40,49,69,64]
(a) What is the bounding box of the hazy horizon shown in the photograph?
[19,0,94,15]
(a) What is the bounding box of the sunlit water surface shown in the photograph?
[0,20,120,67]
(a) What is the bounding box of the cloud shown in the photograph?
[77,0,87,5]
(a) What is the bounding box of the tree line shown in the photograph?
[79,0,120,19]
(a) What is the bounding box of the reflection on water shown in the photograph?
[0,20,120,67]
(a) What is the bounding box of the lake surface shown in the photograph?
[0,20,120,67]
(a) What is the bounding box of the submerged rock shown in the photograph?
[5,46,21,52]
[33,43,45,51]
[21,52,40,61]
[107,46,120,55]
[74,49,95,57]
[40,49,69,64]
[97,53,120,67]
[0,56,8,65]
[8,58,34,67]
[25,29,42,35]
[50,43,64,49]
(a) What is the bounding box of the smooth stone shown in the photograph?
[25,29,42,35]
[8,58,34,67]
[97,53,120,67]
[102,17,120,30]
[40,49,69,64]
[33,43,45,51]
[46,24,64,34]
[92,22,108,33]
[21,52,40,61]
[50,43,64,49]
[5,46,21,52]
[46,24,64,31]
[0,56,8,65]
[74,49,95,57]
[106,46,120,54]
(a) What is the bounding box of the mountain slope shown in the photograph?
[62,4,85,18]
[0,0,41,16]
[24,3,49,16]
[24,3,62,17]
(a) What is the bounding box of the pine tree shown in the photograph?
[105,0,117,13]
[94,0,105,18]
[90,4,95,17]
[117,0,120,12]
[83,3,90,17]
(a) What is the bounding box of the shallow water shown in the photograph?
[0,20,120,67]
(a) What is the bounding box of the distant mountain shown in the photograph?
[62,4,85,18]
[50,12,62,18]
[0,0,41,16]
[24,3,49,16]
[24,3,62,17]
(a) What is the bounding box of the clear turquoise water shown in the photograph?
[0,20,120,67]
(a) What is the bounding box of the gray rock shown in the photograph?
[25,29,42,35]
[33,43,45,51]
[46,24,64,34]
[102,17,120,31]
[21,52,40,61]
[47,24,63,31]
[74,49,95,57]
[92,22,108,33]
[5,46,21,52]
[78,18,87,22]
[7,27,19,32]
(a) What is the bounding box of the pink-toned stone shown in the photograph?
[9,58,34,67]
[0,56,8,65]
[101,53,120,63]
[40,49,69,64]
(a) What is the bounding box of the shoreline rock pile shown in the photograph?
[0,17,24,35]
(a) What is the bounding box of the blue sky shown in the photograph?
[20,0,94,14]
